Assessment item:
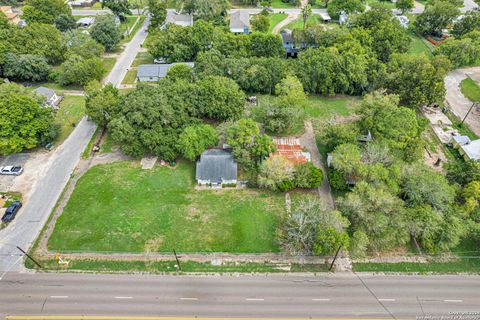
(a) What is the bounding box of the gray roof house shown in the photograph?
[33,87,61,108]
[163,11,193,27]
[280,29,297,57]
[77,17,95,28]
[136,63,194,82]
[196,149,238,186]
[230,10,250,34]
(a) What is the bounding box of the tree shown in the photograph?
[22,0,71,24]
[435,37,480,68]
[349,7,410,62]
[463,180,480,220]
[451,9,480,37]
[225,118,259,150]
[102,0,131,20]
[63,30,105,59]
[313,226,349,256]
[195,76,245,121]
[331,143,362,176]
[349,231,369,258]
[414,0,460,36]
[56,56,105,86]
[258,156,295,191]
[179,0,229,21]
[280,198,349,255]
[12,23,64,64]
[251,134,276,164]
[261,102,303,134]
[301,4,312,29]
[338,182,409,251]
[3,53,50,82]
[85,81,120,128]
[166,64,194,82]
[446,160,480,186]
[275,74,307,107]
[294,162,324,188]
[327,0,365,19]
[178,124,218,161]
[396,0,414,13]
[54,14,77,32]
[90,15,122,51]
[148,0,167,31]
[251,14,270,33]
[249,33,284,58]
[385,54,450,107]
[0,83,58,155]
[108,84,196,160]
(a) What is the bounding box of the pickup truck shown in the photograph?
[0,166,24,175]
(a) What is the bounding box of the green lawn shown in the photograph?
[122,68,137,84]
[304,95,359,119]
[48,161,286,253]
[101,57,117,77]
[119,15,139,36]
[286,14,324,30]
[54,95,86,144]
[269,13,288,33]
[132,52,153,67]
[367,0,396,9]
[460,78,480,103]
[271,0,298,8]
[353,259,480,274]
[408,33,433,58]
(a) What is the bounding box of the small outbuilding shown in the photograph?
[451,135,480,161]
[136,63,194,82]
[33,87,62,109]
[77,17,95,28]
[230,10,250,34]
[196,149,238,186]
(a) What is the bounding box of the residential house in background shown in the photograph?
[196,149,238,186]
[33,87,62,109]
[136,63,194,82]
[280,29,297,58]
[451,135,480,161]
[395,15,410,28]
[319,12,331,23]
[270,137,311,165]
[70,0,97,7]
[77,17,95,28]
[230,10,250,34]
[0,6,24,27]
[162,11,194,27]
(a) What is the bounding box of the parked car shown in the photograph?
[0,166,23,175]
[1,201,22,223]
[153,57,167,64]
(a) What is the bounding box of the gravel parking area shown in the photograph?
[0,153,30,192]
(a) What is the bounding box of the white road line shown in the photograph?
[115,296,133,299]
[246,298,265,301]
[444,299,463,303]
[312,298,331,301]
[50,296,68,299]
[180,297,198,301]
[378,298,396,302]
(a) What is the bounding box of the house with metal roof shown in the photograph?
[451,135,480,161]
[230,10,250,34]
[270,137,311,165]
[33,87,62,109]
[163,11,193,27]
[196,149,238,186]
[77,17,95,28]
[136,63,194,82]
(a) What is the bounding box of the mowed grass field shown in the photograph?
[48,161,286,253]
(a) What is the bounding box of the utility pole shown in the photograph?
[16,246,42,269]
[173,249,181,271]
[461,102,479,125]
[328,245,342,272]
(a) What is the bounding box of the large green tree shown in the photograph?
[148,0,167,30]
[414,0,460,36]
[102,0,131,20]
[435,37,480,68]
[85,81,120,128]
[90,15,122,51]
[177,124,218,161]
[56,56,105,86]
[22,0,71,24]
[0,83,58,155]
[327,0,365,19]
[451,9,480,37]
[3,53,50,82]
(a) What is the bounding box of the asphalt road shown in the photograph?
[1,273,480,319]
[0,118,96,272]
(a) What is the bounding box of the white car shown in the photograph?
[0,166,24,175]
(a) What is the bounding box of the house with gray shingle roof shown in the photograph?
[136,63,194,82]
[33,87,62,109]
[196,149,238,186]
[230,10,250,34]
[163,11,193,28]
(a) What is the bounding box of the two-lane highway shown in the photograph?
[1,273,480,319]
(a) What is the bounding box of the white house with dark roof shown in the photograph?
[136,63,194,82]
[196,149,238,186]
[230,10,250,34]
[163,11,194,28]
[33,87,62,109]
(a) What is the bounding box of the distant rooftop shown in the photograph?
[137,63,194,79]
[230,10,250,31]
[33,86,56,100]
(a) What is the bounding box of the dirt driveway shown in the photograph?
[444,67,480,136]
